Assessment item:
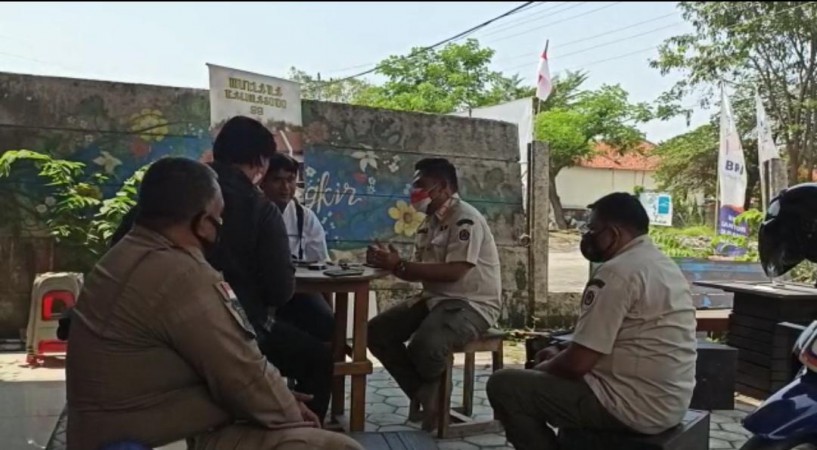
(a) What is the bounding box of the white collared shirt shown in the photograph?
[281,200,330,262]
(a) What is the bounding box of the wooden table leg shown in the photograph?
[332,292,349,419]
[349,282,370,432]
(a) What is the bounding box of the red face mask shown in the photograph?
[410,187,433,213]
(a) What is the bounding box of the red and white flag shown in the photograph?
[536,45,552,101]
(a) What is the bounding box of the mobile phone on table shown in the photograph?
[324,268,364,277]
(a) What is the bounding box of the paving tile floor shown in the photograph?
[1,352,753,449]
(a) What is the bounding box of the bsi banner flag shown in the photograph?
[717,86,748,237]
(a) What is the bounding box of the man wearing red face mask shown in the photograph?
[367,158,502,432]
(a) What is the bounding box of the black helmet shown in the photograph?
[759,182,817,277]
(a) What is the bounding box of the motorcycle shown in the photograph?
[739,321,817,450]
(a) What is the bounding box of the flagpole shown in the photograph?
[756,88,769,214]
[715,83,723,235]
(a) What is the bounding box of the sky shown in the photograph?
[0,1,713,143]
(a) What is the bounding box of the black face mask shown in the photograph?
[192,214,222,252]
[580,228,616,263]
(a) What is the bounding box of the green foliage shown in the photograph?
[534,82,652,177]
[651,1,817,183]
[0,150,144,269]
[345,39,532,113]
[654,124,718,199]
[288,67,373,104]
[735,208,764,237]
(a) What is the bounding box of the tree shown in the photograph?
[0,150,144,271]
[654,80,762,211]
[355,39,533,113]
[534,79,653,228]
[651,1,817,183]
[654,124,719,200]
[287,67,372,104]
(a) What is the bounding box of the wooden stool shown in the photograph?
[410,328,506,439]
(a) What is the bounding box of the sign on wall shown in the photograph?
[207,63,303,159]
[639,192,673,227]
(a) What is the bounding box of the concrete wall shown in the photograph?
[0,71,530,337]
[556,166,658,209]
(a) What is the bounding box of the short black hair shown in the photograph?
[588,192,650,235]
[415,158,459,192]
[267,152,300,175]
[212,116,277,166]
[136,157,219,228]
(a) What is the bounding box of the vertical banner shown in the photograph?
[207,63,303,161]
[717,85,748,237]
[756,90,781,212]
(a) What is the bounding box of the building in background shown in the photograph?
[556,141,659,212]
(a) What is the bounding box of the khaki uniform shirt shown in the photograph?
[66,226,303,450]
[573,235,697,435]
[414,195,502,326]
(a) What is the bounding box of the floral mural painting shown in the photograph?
[130,109,170,142]
[303,144,521,253]
[351,150,379,172]
[388,200,425,237]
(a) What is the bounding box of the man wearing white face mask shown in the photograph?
[367,158,502,432]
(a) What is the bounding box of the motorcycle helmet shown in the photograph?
[758,182,817,277]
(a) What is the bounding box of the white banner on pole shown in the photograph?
[756,91,780,164]
[207,63,303,160]
[717,85,748,237]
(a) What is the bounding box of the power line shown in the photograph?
[322,2,551,77]
[319,1,536,86]
[484,2,624,45]
[468,1,560,36]
[499,23,683,72]
[474,2,588,39]
[493,11,679,65]
[499,0,817,78]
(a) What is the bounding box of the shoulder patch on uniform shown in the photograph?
[586,278,606,289]
[456,218,475,227]
[458,229,471,242]
[582,287,598,309]
[215,282,256,338]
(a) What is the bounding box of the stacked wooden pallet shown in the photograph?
[697,281,817,399]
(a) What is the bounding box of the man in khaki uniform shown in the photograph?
[367,158,502,431]
[487,193,697,450]
[66,157,361,450]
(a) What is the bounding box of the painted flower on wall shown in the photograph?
[351,151,378,172]
[388,200,425,237]
[305,166,316,179]
[130,109,169,143]
[93,151,122,174]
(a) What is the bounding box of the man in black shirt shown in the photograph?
[109,116,333,423]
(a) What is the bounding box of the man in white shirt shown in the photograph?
[260,153,334,344]
[486,193,697,450]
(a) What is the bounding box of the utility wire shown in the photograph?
[499,1,816,77]
[319,1,536,86]
[493,11,679,65]
[484,2,623,45]
[474,2,587,39]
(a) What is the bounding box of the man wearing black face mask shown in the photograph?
[106,117,333,423]
[66,157,362,450]
[487,192,697,450]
